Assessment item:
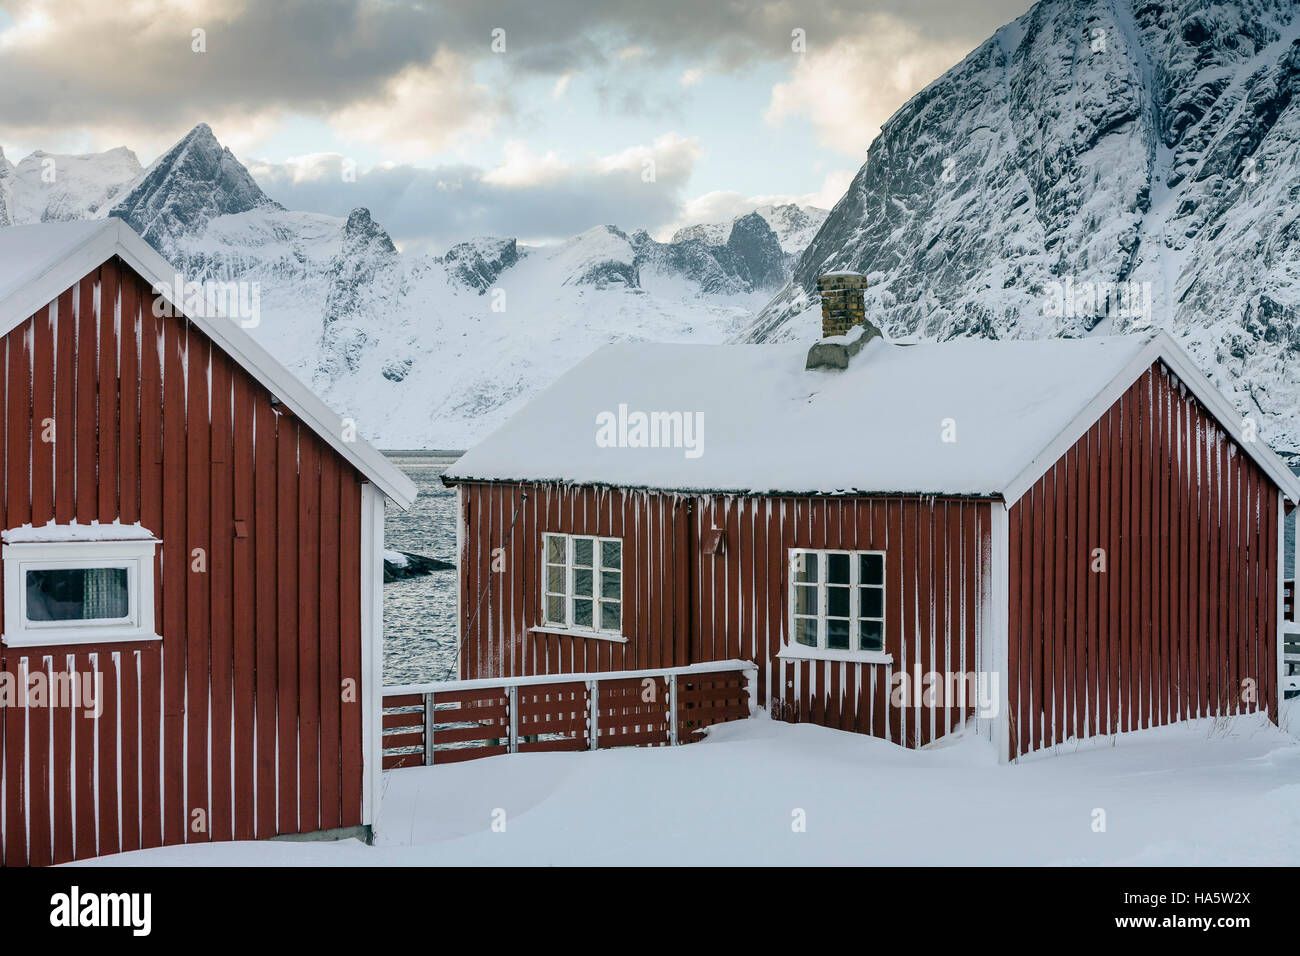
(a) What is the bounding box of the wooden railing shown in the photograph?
[381,660,757,770]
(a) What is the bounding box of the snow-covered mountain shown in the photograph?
[744,0,1300,456]
[0,124,825,447]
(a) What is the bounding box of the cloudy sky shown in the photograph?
[0,0,1030,249]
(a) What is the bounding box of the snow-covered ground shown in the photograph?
[74,702,1300,866]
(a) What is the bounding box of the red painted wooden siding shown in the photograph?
[0,257,366,866]
[1007,362,1280,760]
[458,483,990,748]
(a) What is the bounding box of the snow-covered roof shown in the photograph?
[0,219,417,509]
[446,332,1300,504]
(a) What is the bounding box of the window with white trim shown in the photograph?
[2,534,161,647]
[542,534,622,635]
[789,548,885,653]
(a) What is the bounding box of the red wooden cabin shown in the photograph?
[445,278,1300,762]
[0,219,416,865]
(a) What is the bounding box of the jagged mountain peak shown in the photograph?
[110,122,280,254]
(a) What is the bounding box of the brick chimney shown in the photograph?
[817,271,868,337]
[806,271,882,370]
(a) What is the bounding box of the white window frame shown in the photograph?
[781,547,892,664]
[534,533,625,642]
[2,539,161,647]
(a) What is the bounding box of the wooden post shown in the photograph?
[507,685,519,754]
[423,693,434,766]
[587,679,599,750]
[668,674,678,745]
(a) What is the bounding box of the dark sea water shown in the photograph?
[382,452,462,686]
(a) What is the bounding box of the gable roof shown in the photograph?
[446,332,1300,506]
[0,219,417,509]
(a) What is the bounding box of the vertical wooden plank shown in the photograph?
[93,653,119,859]
[51,652,75,865]
[8,316,33,529]
[298,435,322,835]
[27,654,52,867]
[4,658,28,866]
[160,303,187,847]
[97,261,119,521]
[72,652,96,859]
[119,648,140,853]
[185,334,211,842]
[75,274,97,522]
[318,452,342,833]
[253,398,278,836]
[338,471,363,828]
[209,352,234,843]
[276,417,300,834]
[31,303,55,524]
[138,296,163,850]
[118,270,140,525]
[54,288,76,525]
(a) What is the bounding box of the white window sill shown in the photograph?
[1,631,162,649]
[529,625,628,644]
[778,643,893,665]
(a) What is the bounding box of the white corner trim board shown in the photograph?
[360,482,384,829]
[0,219,417,510]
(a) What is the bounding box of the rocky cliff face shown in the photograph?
[109,123,278,256]
[745,0,1300,453]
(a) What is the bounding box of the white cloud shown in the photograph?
[765,16,972,156]
[680,68,703,88]
[328,51,500,161]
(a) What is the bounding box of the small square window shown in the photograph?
[3,530,160,647]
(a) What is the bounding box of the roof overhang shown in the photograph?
[0,219,417,510]
[1001,330,1300,508]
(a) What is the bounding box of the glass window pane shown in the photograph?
[859,553,883,586]
[794,616,819,647]
[827,585,850,618]
[573,537,594,567]
[600,601,621,632]
[545,595,565,623]
[794,584,817,616]
[859,620,884,652]
[827,618,850,650]
[573,598,593,628]
[546,565,566,594]
[860,586,883,619]
[26,567,129,622]
[600,570,620,599]
[545,535,566,564]
[827,553,850,585]
[601,540,621,570]
[573,569,593,597]
[792,551,817,584]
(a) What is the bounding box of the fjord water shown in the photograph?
[382,452,461,685]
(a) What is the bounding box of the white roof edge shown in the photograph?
[0,219,417,510]
[1003,331,1300,508]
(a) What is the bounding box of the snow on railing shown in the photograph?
[381,660,758,769]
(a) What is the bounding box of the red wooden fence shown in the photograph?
[381,661,755,769]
